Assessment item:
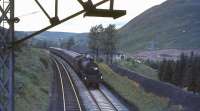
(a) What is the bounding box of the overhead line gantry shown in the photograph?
[0,0,126,111]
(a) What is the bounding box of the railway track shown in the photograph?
[50,52,129,111]
[51,56,83,111]
[59,58,129,111]
[89,89,118,111]
[88,84,129,111]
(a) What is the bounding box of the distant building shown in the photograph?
[113,52,126,61]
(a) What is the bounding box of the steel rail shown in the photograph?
[60,60,83,111]
[88,89,118,111]
[88,90,102,111]
[51,58,66,111]
[99,86,118,111]
[51,54,83,111]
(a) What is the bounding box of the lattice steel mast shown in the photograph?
[0,0,15,111]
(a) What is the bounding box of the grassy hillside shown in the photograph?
[118,0,200,52]
[15,48,52,111]
[99,63,183,111]
[118,60,158,80]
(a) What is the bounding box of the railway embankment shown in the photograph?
[99,63,185,111]
[15,48,52,111]
[109,64,200,111]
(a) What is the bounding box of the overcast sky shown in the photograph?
[15,0,166,33]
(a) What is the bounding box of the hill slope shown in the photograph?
[16,31,89,53]
[30,31,88,43]
[34,31,89,53]
[118,0,200,52]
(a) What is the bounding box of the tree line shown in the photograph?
[158,52,200,93]
[31,37,75,49]
[60,37,75,49]
[88,24,118,64]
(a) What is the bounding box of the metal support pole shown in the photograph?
[55,0,58,17]
[0,0,15,111]
[110,0,114,10]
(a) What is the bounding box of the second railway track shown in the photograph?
[89,89,118,111]
[51,56,83,111]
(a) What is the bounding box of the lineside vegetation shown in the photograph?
[98,63,184,111]
[15,48,52,111]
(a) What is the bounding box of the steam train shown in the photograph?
[49,47,102,88]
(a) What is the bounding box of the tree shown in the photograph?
[158,52,200,94]
[160,60,174,83]
[145,59,160,69]
[33,40,49,49]
[187,55,200,93]
[172,53,188,87]
[88,24,118,64]
[158,59,167,80]
[88,24,104,59]
[61,37,75,49]
[102,24,118,64]
[66,37,75,49]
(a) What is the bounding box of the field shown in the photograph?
[15,48,53,111]
[99,63,184,111]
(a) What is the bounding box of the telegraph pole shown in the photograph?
[0,0,15,111]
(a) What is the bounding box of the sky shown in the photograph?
[15,0,166,33]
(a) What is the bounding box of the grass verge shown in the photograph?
[118,60,158,80]
[99,63,184,111]
[15,48,52,111]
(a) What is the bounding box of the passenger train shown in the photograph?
[49,47,102,88]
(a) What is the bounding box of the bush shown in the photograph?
[145,59,160,69]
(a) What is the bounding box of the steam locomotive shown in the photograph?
[49,47,102,88]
